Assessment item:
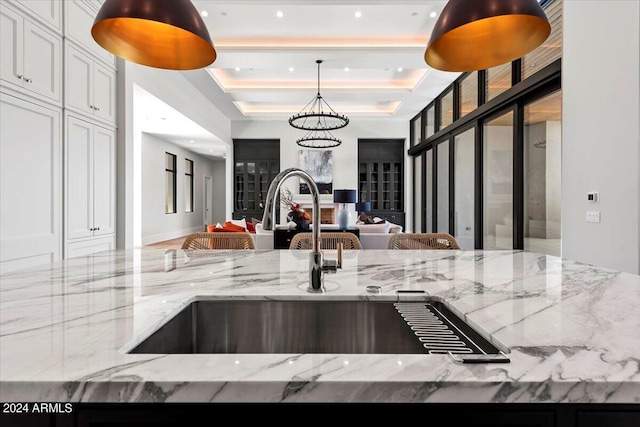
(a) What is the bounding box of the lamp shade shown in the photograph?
[425,0,551,72]
[91,0,217,70]
[333,190,357,204]
[355,202,371,213]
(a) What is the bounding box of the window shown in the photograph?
[460,72,478,117]
[185,159,194,213]
[522,0,563,80]
[487,62,512,101]
[425,105,435,138]
[165,152,176,214]
[440,90,454,129]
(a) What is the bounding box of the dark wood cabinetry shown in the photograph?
[358,138,405,229]
[233,139,280,222]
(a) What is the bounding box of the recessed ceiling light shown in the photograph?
[411,12,418,17]
[190,140,194,143]
[200,10,208,17]
[234,67,240,71]
[276,10,283,18]
[209,150,213,152]
[354,11,362,18]
[397,67,403,72]
[344,67,350,72]
[430,11,438,18]
[220,12,227,16]
[289,67,294,72]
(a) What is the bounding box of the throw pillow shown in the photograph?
[229,218,247,230]
[251,217,262,228]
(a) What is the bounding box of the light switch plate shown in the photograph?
[586,211,601,223]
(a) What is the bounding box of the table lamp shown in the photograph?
[355,201,371,216]
[333,189,357,229]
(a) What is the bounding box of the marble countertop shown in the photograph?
[0,249,638,403]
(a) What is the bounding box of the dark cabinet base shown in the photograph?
[2,403,638,427]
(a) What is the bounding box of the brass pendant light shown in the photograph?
[91,0,216,70]
[425,0,551,72]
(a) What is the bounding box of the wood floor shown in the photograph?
[142,236,188,250]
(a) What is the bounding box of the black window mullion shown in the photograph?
[432,144,438,232]
[478,69,487,106]
[449,135,455,235]
[420,152,427,232]
[474,122,483,250]
[513,103,525,250]
[453,80,461,122]
[513,59,522,86]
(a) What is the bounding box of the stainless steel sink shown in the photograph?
[129,300,508,361]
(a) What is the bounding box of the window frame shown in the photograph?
[165,152,177,214]
[184,158,194,213]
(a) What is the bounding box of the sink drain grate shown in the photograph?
[394,303,504,359]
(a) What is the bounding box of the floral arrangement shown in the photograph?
[280,187,311,227]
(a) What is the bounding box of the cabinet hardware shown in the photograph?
[24,77,32,83]
[89,228,94,231]
[94,106,100,111]
[95,227,100,231]
[16,75,24,80]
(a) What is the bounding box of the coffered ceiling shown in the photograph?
[187,0,461,121]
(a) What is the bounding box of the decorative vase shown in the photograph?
[337,205,350,229]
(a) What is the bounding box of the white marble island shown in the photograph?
[1,249,639,408]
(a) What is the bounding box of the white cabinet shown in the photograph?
[0,92,62,274]
[0,3,62,103]
[64,0,115,68]
[6,0,62,33]
[65,43,116,124]
[66,116,115,246]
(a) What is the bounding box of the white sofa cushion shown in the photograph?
[354,222,391,234]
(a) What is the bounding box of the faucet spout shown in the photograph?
[261,168,326,292]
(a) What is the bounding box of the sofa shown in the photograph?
[253,221,403,250]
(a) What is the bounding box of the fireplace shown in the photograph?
[305,207,336,224]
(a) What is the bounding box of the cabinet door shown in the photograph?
[65,0,115,68]
[8,0,62,33]
[65,44,93,115]
[66,116,94,240]
[1,94,61,274]
[0,5,25,90]
[92,62,116,123]
[22,19,61,102]
[92,126,115,236]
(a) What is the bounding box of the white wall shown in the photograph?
[211,159,227,224]
[562,0,640,273]
[141,134,219,244]
[116,62,233,248]
[231,119,410,228]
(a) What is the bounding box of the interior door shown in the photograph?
[92,125,115,236]
[204,176,213,226]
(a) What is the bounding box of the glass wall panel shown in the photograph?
[460,72,478,117]
[411,114,422,147]
[454,128,475,250]
[425,106,435,138]
[487,62,512,101]
[440,90,454,129]
[483,111,514,249]
[437,140,449,233]
[413,155,422,232]
[425,150,433,232]
[522,0,563,79]
[524,90,562,256]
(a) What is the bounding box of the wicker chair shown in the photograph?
[181,232,255,250]
[387,233,460,250]
[289,232,362,250]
